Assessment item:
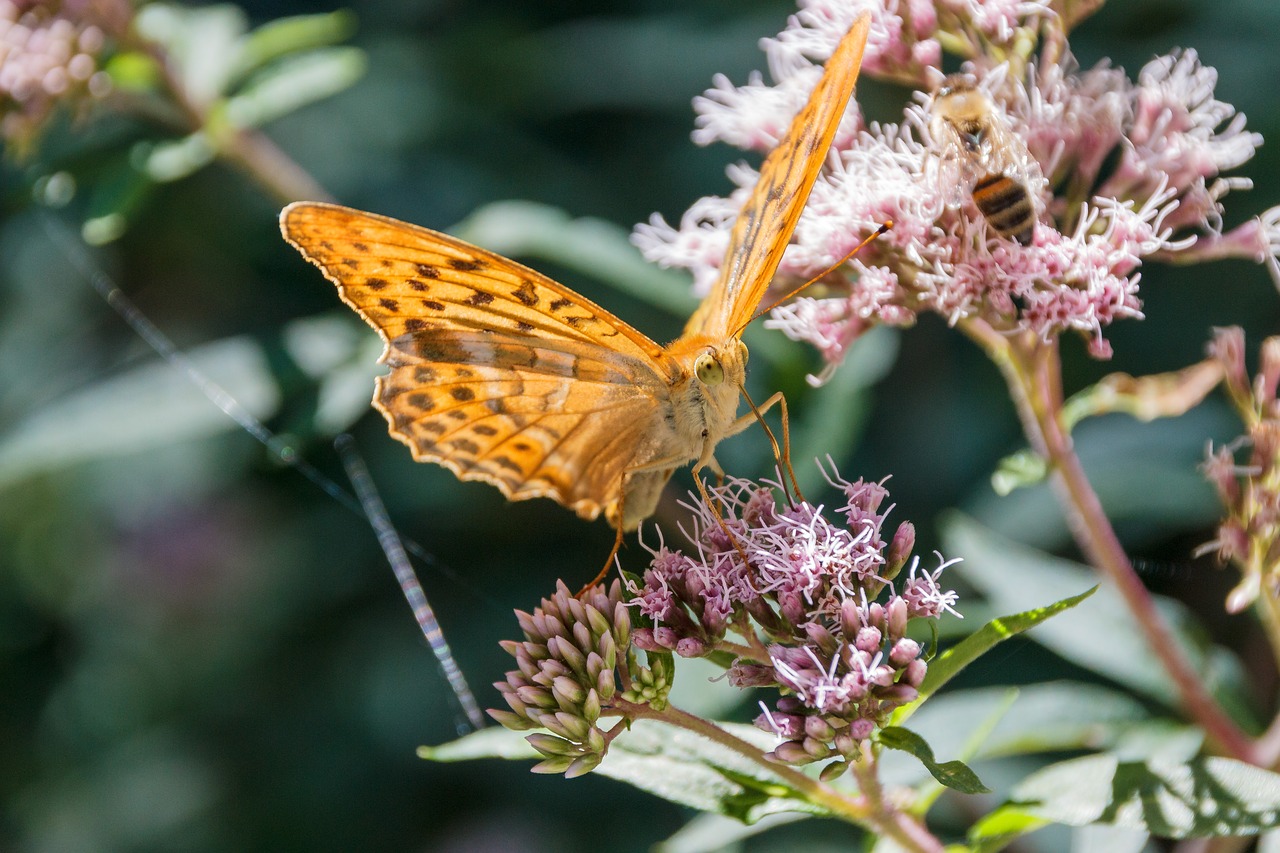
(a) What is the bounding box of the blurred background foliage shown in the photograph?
[1,0,1278,850]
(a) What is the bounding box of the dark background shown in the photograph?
[2,0,1278,850]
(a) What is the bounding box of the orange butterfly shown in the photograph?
[280,13,869,532]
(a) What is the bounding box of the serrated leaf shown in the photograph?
[230,10,358,84]
[985,754,1280,838]
[908,585,1096,708]
[0,337,280,490]
[224,47,367,129]
[422,719,824,823]
[879,727,990,794]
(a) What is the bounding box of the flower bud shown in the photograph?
[889,638,921,667]
[884,521,916,580]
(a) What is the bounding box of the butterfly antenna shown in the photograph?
[40,212,464,580]
[739,387,804,507]
[731,221,892,340]
[336,434,486,733]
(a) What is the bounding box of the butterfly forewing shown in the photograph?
[281,202,675,522]
[684,13,870,341]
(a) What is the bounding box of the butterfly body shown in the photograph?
[280,12,870,531]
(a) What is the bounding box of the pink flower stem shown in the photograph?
[616,700,943,852]
[962,319,1255,762]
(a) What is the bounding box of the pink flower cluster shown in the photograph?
[0,0,127,151]
[626,464,959,764]
[1200,328,1280,614]
[634,0,1279,378]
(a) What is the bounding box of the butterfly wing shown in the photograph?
[281,202,676,523]
[684,12,870,341]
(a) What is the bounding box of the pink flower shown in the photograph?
[635,0,1275,373]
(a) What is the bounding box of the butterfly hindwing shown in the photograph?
[376,329,670,520]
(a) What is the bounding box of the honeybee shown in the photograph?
[927,74,1041,245]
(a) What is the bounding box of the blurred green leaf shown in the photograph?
[942,514,1255,723]
[904,683,1161,768]
[879,727,991,794]
[977,755,1280,839]
[282,315,383,435]
[225,48,367,130]
[140,134,217,183]
[991,448,1048,495]
[102,51,163,92]
[82,158,154,244]
[135,3,248,107]
[451,200,696,314]
[655,812,810,853]
[424,719,825,823]
[0,337,280,490]
[230,10,359,86]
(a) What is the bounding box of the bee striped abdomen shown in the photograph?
[972,174,1035,245]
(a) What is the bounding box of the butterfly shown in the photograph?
[280,13,869,533]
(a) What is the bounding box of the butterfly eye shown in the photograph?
[738,340,749,365]
[694,352,725,386]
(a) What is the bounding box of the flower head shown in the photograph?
[634,0,1274,378]
[0,0,128,154]
[626,462,959,777]
[1200,329,1280,614]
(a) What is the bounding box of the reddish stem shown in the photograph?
[965,322,1255,762]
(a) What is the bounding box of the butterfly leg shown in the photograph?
[729,390,805,506]
[578,523,627,597]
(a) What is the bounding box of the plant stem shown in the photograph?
[616,700,943,853]
[963,320,1255,762]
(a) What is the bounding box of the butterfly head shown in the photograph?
[691,339,748,389]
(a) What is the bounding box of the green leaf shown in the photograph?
[102,51,162,92]
[879,727,991,794]
[140,134,217,183]
[135,3,248,106]
[903,683,1155,768]
[942,514,1255,725]
[230,10,358,85]
[981,754,1280,838]
[224,47,367,130]
[83,157,154,244]
[908,585,1097,708]
[417,726,540,762]
[990,448,1047,495]
[655,812,811,853]
[422,719,825,823]
[0,337,280,490]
